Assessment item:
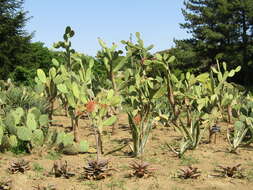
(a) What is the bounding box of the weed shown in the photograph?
[179,155,199,166]
[82,181,99,189]
[32,163,44,173]
[246,170,253,182]
[106,179,126,190]
[45,151,62,160]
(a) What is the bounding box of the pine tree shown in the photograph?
[174,0,253,84]
[0,0,32,80]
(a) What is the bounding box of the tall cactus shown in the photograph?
[121,33,162,157]
[53,26,94,142]
[97,39,128,93]
[85,89,121,158]
[35,66,60,121]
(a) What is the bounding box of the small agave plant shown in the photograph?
[83,159,113,180]
[33,184,56,190]
[82,89,120,180]
[178,166,201,179]
[8,159,30,174]
[129,160,156,178]
[0,179,11,190]
[213,164,244,178]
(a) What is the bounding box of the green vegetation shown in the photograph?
[171,0,253,85]
[1,0,253,188]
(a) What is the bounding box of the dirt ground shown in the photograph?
[1,113,253,190]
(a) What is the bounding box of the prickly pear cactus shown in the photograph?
[121,33,163,157]
[0,107,50,152]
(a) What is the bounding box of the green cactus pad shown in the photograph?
[9,135,18,147]
[37,69,47,83]
[0,126,3,145]
[4,113,17,134]
[39,114,49,127]
[31,129,44,146]
[26,112,37,130]
[79,140,89,153]
[17,127,32,141]
[102,115,117,126]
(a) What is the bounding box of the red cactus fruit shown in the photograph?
[86,101,96,113]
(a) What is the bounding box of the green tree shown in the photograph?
[173,0,253,84]
[10,42,54,85]
[0,0,32,80]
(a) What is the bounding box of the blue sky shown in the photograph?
[24,0,190,56]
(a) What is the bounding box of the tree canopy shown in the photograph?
[172,0,253,85]
[0,0,31,80]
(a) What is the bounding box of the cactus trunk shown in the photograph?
[227,104,232,124]
[94,127,103,159]
[49,98,55,122]
[73,118,80,142]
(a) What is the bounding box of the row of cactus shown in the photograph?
[147,51,248,156]
[29,26,252,159]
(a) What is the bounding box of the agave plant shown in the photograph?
[129,160,155,178]
[8,159,30,174]
[213,164,244,178]
[0,179,11,190]
[227,122,249,153]
[33,184,56,190]
[1,86,49,115]
[178,166,201,179]
[83,159,113,180]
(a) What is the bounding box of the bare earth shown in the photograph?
[1,114,253,190]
